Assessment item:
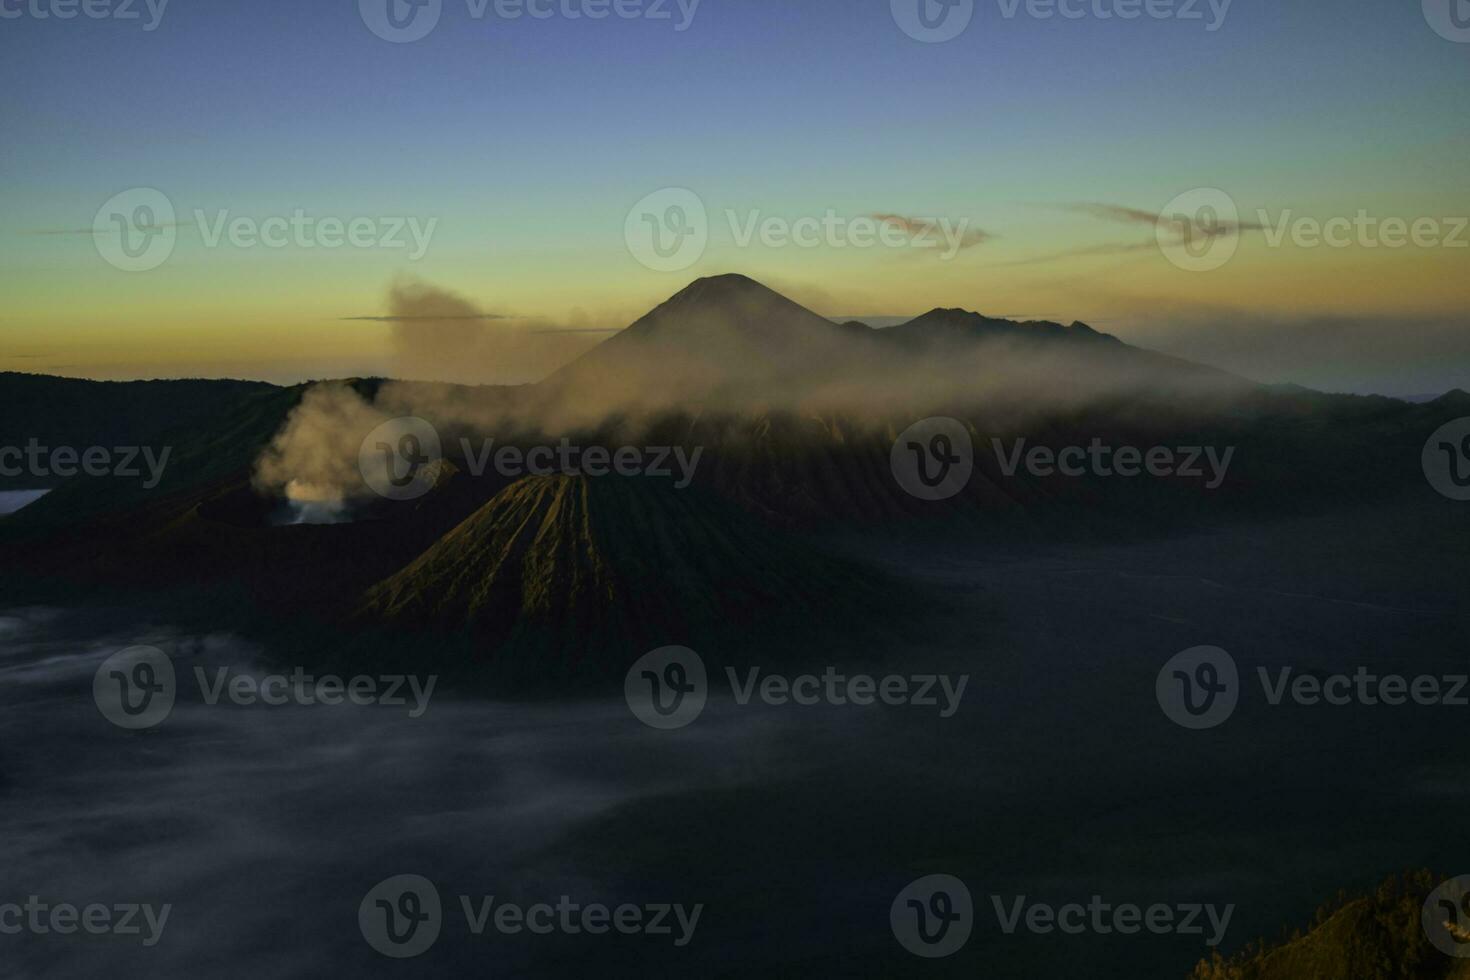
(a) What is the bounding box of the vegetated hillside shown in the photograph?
[355,473,908,686]
[1189,872,1470,980]
[0,373,300,525]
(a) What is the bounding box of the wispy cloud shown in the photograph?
[341,314,515,322]
[870,213,992,251]
[1056,203,1163,227]
[1058,200,1266,236]
[22,224,186,236]
[999,200,1267,268]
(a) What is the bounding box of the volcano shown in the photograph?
[354,472,904,685]
[536,273,1249,420]
[537,273,859,410]
[3,274,1461,687]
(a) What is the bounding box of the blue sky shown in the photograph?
[2,0,1467,389]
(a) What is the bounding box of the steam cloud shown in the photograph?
[356,280,618,386]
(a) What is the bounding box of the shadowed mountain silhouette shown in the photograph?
[539,273,857,405]
[534,274,1250,423]
[882,307,1120,348]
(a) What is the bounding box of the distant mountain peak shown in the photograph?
[892,306,1118,345]
[680,272,767,292]
[652,273,819,320]
[1431,387,1470,406]
[549,273,847,375]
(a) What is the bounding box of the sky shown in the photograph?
[1,0,1467,394]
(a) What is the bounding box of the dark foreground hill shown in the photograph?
[1189,873,1470,980]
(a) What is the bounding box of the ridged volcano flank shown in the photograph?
[356,473,896,683]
